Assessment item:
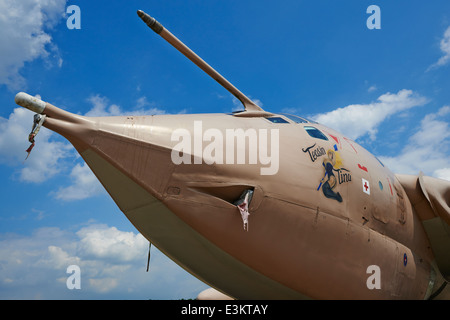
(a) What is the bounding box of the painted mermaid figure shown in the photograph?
[318,149,343,202]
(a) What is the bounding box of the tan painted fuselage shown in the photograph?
[13,97,449,299]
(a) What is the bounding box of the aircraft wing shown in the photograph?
[397,173,450,280]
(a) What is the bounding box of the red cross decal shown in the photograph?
[362,179,370,195]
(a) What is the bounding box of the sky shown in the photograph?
[0,0,449,299]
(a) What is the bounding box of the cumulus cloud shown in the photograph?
[0,0,67,90]
[312,89,429,141]
[434,168,450,181]
[85,94,167,117]
[75,225,148,263]
[311,90,449,181]
[0,107,71,182]
[84,95,123,117]
[367,85,377,93]
[379,106,450,180]
[52,162,105,201]
[427,26,450,71]
[0,223,207,299]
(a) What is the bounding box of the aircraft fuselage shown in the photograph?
[24,99,436,299]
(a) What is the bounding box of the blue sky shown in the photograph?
[0,0,449,299]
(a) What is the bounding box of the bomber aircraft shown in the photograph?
[14,10,450,299]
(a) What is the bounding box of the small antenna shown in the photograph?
[146,241,151,272]
[137,10,263,112]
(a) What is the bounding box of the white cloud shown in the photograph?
[85,94,167,117]
[0,0,67,90]
[0,107,71,182]
[0,224,207,299]
[52,162,105,201]
[311,91,449,181]
[75,225,148,263]
[88,278,119,293]
[312,89,428,141]
[427,26,450,71]
[84,95,123,117]
[434,168,450,181]
[368,85,377,93]
[379,106,450,180]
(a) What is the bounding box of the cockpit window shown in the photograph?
[266,117,289,124]
[304,126,329,140]
[279,113,308,123]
